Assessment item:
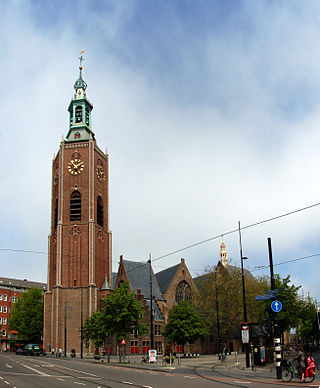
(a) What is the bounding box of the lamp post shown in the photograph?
[238,221,250,368]
[214,268,221,356]
[148,254,154,350]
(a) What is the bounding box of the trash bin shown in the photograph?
[253,345,266,366]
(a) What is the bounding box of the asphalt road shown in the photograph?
[0,353,317,388]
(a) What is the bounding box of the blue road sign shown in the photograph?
[271,300,282,312]
[255,294,274,301]
[266,289,279,295]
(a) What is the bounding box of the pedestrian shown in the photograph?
[224,347,228,360]
[59,348,62,357]
[51,348,55,357]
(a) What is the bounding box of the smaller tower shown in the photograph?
[219,239,228,267]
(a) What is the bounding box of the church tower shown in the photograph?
[219,240,228,267]
[44,54,112,355]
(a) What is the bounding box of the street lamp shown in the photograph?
[238,221,250,368]
[214,268,221,356]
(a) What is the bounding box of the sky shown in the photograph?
[1,0,320,302]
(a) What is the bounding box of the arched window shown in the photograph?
[85,107,90,126]
[70,191,81,221]
[70,110,73,127]
[175,281,192,304]
[54,199,58,229]
[97,196,103,227]
[75,106,82,123]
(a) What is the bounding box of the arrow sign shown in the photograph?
[271,300,282,312]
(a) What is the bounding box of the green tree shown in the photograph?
[297,295,318,345]
[163,301,206,348]
[196,264,267,342]
[83,282,147,351]
[82,311,107,349]
[9,288,43,342]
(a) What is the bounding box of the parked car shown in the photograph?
[15,347,26,355]
[25,343,41,356]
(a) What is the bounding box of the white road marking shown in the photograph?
[233,381,251,384]
[74,383,86,386]
[57,378,65,381]
[20,362,49,376]
[5,364,12,369]
[121,382,133,385]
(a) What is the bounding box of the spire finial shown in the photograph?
[78,50,84,70]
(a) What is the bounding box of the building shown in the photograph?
[0,277,46,351]
[44,55,112,355]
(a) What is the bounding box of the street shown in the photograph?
[0,353,318,388]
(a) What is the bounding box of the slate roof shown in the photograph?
[146,299,164,322]
[155,263,180,295]
[122,260,163,300]
[0,277,47,291]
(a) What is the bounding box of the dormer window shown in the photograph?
[75,106,82,123]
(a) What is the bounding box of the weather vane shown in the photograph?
[78,50,84,69]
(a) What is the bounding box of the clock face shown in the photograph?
[96,159,106,181]
[68,158,84,175]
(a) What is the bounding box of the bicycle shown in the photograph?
[281,360,315,383]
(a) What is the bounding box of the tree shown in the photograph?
[82,282,147,352]
[163,301,206,348]
[82,311,107,349]
[297,295,318,345]
[9,288,43,342]
[196,264,267,342]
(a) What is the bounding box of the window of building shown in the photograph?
[70,110,73,127]
[3,295,7,302]
[74,132,81,139]
[0,294,2,300]
[175,281,192,304]
[3,318,7,325]
[2,330,6,336]
[70,191,81,221]
[155,341,162,353]
[0,306,2,312]
[155,325,161,336]
[12,296,17,303]
[97,196,103,227]
[75,106,82,123]
[0,318,2,324]
[3,306,7,313]
[85,107,90,126]
[54,199,58,229]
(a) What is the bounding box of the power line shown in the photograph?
[1,201,320,277]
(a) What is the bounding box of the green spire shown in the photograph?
[74,51,87,92]
[66,51,95,142]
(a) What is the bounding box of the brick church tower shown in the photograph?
[44,55,112,355]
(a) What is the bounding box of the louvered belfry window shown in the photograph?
[70,191,81,221]
[97,196,103,227]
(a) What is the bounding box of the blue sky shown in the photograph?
[1,0,320,302]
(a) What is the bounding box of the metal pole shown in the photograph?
[148,254,154,350]
[215,269,221,356]
[268,237,282,379]
[238,221,250,368]
[64,303,67,357]
[80,288,83,359]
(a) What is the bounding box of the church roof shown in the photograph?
[122,260,163,300]
[155,263,180,295]
[146,299,164,322]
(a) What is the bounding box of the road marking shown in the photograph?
[233,381,251,384]
[74,383,86,386]
[121,382,133,385]
[57,378,65,381]
[20,363,49,376]
[5,364,12,369]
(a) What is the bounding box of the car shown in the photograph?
[15,348,26,355]
[25,343,41,356]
